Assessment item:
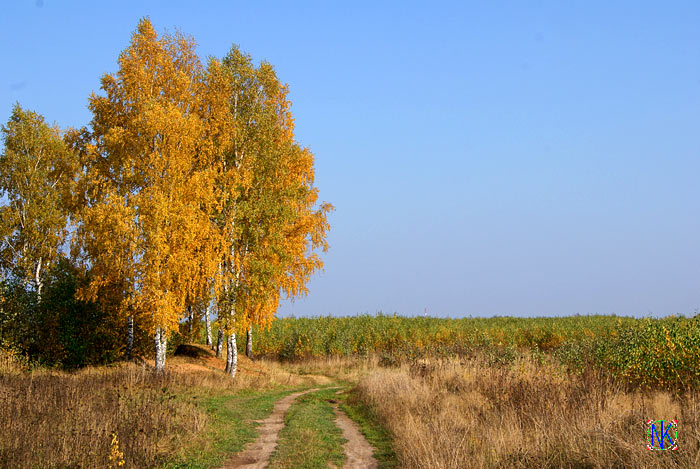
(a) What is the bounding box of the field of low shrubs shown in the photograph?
[254,314,700,391]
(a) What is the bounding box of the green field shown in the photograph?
[253,314,700,390]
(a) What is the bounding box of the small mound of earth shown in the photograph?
[174,344,214,358]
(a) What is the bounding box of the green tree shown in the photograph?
[210,47,332,377]
[0,104,77,300]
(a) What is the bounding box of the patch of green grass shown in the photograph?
[339,388,398,469]
[268,387,346,469]
[164,387,302,468]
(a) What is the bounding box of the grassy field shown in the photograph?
[352,354,698,468]
[286,352,699,468]
[3,314,699,468]
[253,314,700,390]
[0,345,332,468]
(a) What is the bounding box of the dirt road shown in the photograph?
[221,388,319,469]
[331,400,378,469]
[222,387,378,469]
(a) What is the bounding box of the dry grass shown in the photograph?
[271,355,382,383]
[0,344,327,468]
[168,345,333,389]
[353,354,700,468]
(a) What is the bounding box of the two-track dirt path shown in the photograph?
[221,387,378,469]
[221,388,319,469]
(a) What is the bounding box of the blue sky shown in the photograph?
[1,1,699,317]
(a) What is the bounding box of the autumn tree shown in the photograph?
[0,104,77,301]
[246,325,253,358]
[74,19,223,373]
[206,48,273,377]
[211,47,332,377]
[233,139,332,364]
[66,22,331,376]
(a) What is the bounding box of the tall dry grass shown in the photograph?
[353,354,699,468]
[1,363,206,467]
[0,345,327,468]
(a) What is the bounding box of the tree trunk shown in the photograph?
[154,327,167,373]
[205,303,212,347]
[34,257,43,302]
[187,305,193,341]
[216,329,223,358]
[126,315,134,359]
[225,332,237,378]
[246,325,253,359]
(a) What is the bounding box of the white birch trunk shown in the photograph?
[126,315,134,359]
[205,303,212,347]
[154,327,167,373]
[216,329,224,358]
[225,332,237,378]
[34,257,43,302]
[246,325,253,359]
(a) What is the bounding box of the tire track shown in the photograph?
[221,388,319,469]
[330,400,378,469]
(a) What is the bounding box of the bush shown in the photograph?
[0,258,148,368]
[600,316,700,390]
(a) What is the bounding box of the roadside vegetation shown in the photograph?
[283,347,698,468]
[355,353,699,468]
[251,314,700,468]
[0,345,329,468]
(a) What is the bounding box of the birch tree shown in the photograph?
[0,105,77,301]
[205,297,213,347]
[76,19,222,373]
[210,47,274,377]
[212,47,332,377]
[246,326,253,358]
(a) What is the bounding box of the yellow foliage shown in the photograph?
[108,433,125,468]
[71,20,331,371]
[76,18,223,338]
[212,46,332,335]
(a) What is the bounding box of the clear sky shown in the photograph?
[1,1,699,317]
